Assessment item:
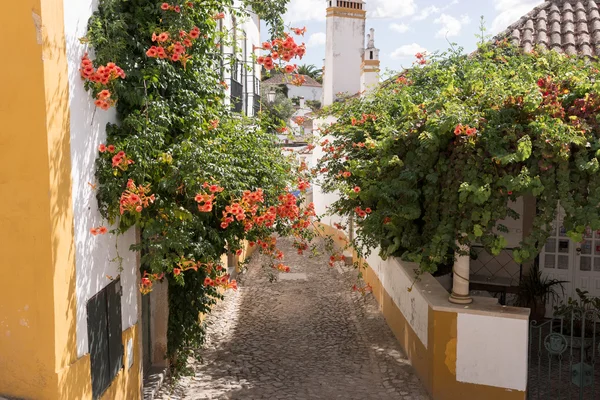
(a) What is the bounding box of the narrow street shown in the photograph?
[156,237,430,400]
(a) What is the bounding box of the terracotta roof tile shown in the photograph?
[496,0,600,57]
[261,74,322,87]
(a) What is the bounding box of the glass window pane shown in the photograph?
[545,256,556,269]
[558,255,569,270]
[559,226,567,237]
[558,240,570,253]
[545,239,556,253]
[585,227,593,239]
[595,242,600,256]
[582,240,592,255]
[581,257,592,271]
[594,258,600,272]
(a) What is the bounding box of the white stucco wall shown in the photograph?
[366,251,430,348]
[323,4,365,105]
[360,68,379,94]
[223,2,261,116]
[312,116,346,228]
[457,313,528,391]
[64,0,139,357]
[287,85,323,102]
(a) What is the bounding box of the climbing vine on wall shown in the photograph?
[83,0,321,374]
[318,41,600,274]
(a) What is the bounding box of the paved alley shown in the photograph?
[156,237,430,400]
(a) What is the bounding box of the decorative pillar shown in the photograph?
[449,241,473,304]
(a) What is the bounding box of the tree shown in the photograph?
[318,41,600,274]
[297,64,322,83]
[261,85,295,123]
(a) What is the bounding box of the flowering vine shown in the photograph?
[318,42,600,275]
[83,0,344,376]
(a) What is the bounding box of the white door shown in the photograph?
[540,209,600,316]
[539,207,573,314]
[572,227,600,298]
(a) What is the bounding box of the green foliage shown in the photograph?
[87,0,295,375]
[516,264,566,307]
[318,41,600,274]
[297,64,322,83]
[261,87,295,123]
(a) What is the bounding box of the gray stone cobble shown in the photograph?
[156,237,430,400]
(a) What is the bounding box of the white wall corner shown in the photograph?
[456,313,528,391]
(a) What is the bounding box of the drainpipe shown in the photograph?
[449,240,473,304]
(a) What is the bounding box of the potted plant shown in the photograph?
[553,289,600,350]
[515,264,567,322]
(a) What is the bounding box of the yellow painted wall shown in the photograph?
[0,1,142,398]
[55,325,142,399]
[0,0,76,398]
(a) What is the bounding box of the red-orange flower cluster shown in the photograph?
[454,124,477,136]
[80,54,126,110]
[90,226,108,236]
[120,179,155,215]
[195,193,215,212]
[275,263,291,273]
[256,31,306,78]
[146,26,201,67]
[111,150,135,170]
[298,178,310,192]
[140,271,164,294]
[291,74,306,86]
[352,283,373,295]
[350,113,377,126]
[160,2,185,12]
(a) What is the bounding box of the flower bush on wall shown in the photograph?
[83,0,317,374]
[317,41,600,275]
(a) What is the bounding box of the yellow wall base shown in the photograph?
[55,325,142,400]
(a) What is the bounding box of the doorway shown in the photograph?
[539,207,600,313]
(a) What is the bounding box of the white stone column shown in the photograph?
[449,240,473,304]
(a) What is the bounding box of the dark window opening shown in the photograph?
[88,279,123,400]
[231,59,243,113]
[370,51,373,60]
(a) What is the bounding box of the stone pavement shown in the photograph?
[156,237,430,400]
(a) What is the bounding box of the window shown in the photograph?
[87,279,123,399]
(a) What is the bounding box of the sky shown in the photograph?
[262,0,545,76]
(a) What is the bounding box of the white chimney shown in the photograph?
[360,27,380,95]
[323,0,366,105]
[299,96,306,108]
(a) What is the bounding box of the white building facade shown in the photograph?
[322,0,367,105]
[221,2,262,116]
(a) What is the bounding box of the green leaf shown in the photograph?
[516,135,532,161]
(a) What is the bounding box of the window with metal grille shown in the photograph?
[87,279,123,399]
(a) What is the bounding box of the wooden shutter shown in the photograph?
[106,279,123,379]
[87,290,110,399]
[87,279,124,399]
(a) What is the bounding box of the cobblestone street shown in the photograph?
[156,237,430,400]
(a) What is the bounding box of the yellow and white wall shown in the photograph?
[0,0,141,398]
[361,250,529,399]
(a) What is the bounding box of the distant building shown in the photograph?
[262,74,323,102]
[322,0,380,105]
